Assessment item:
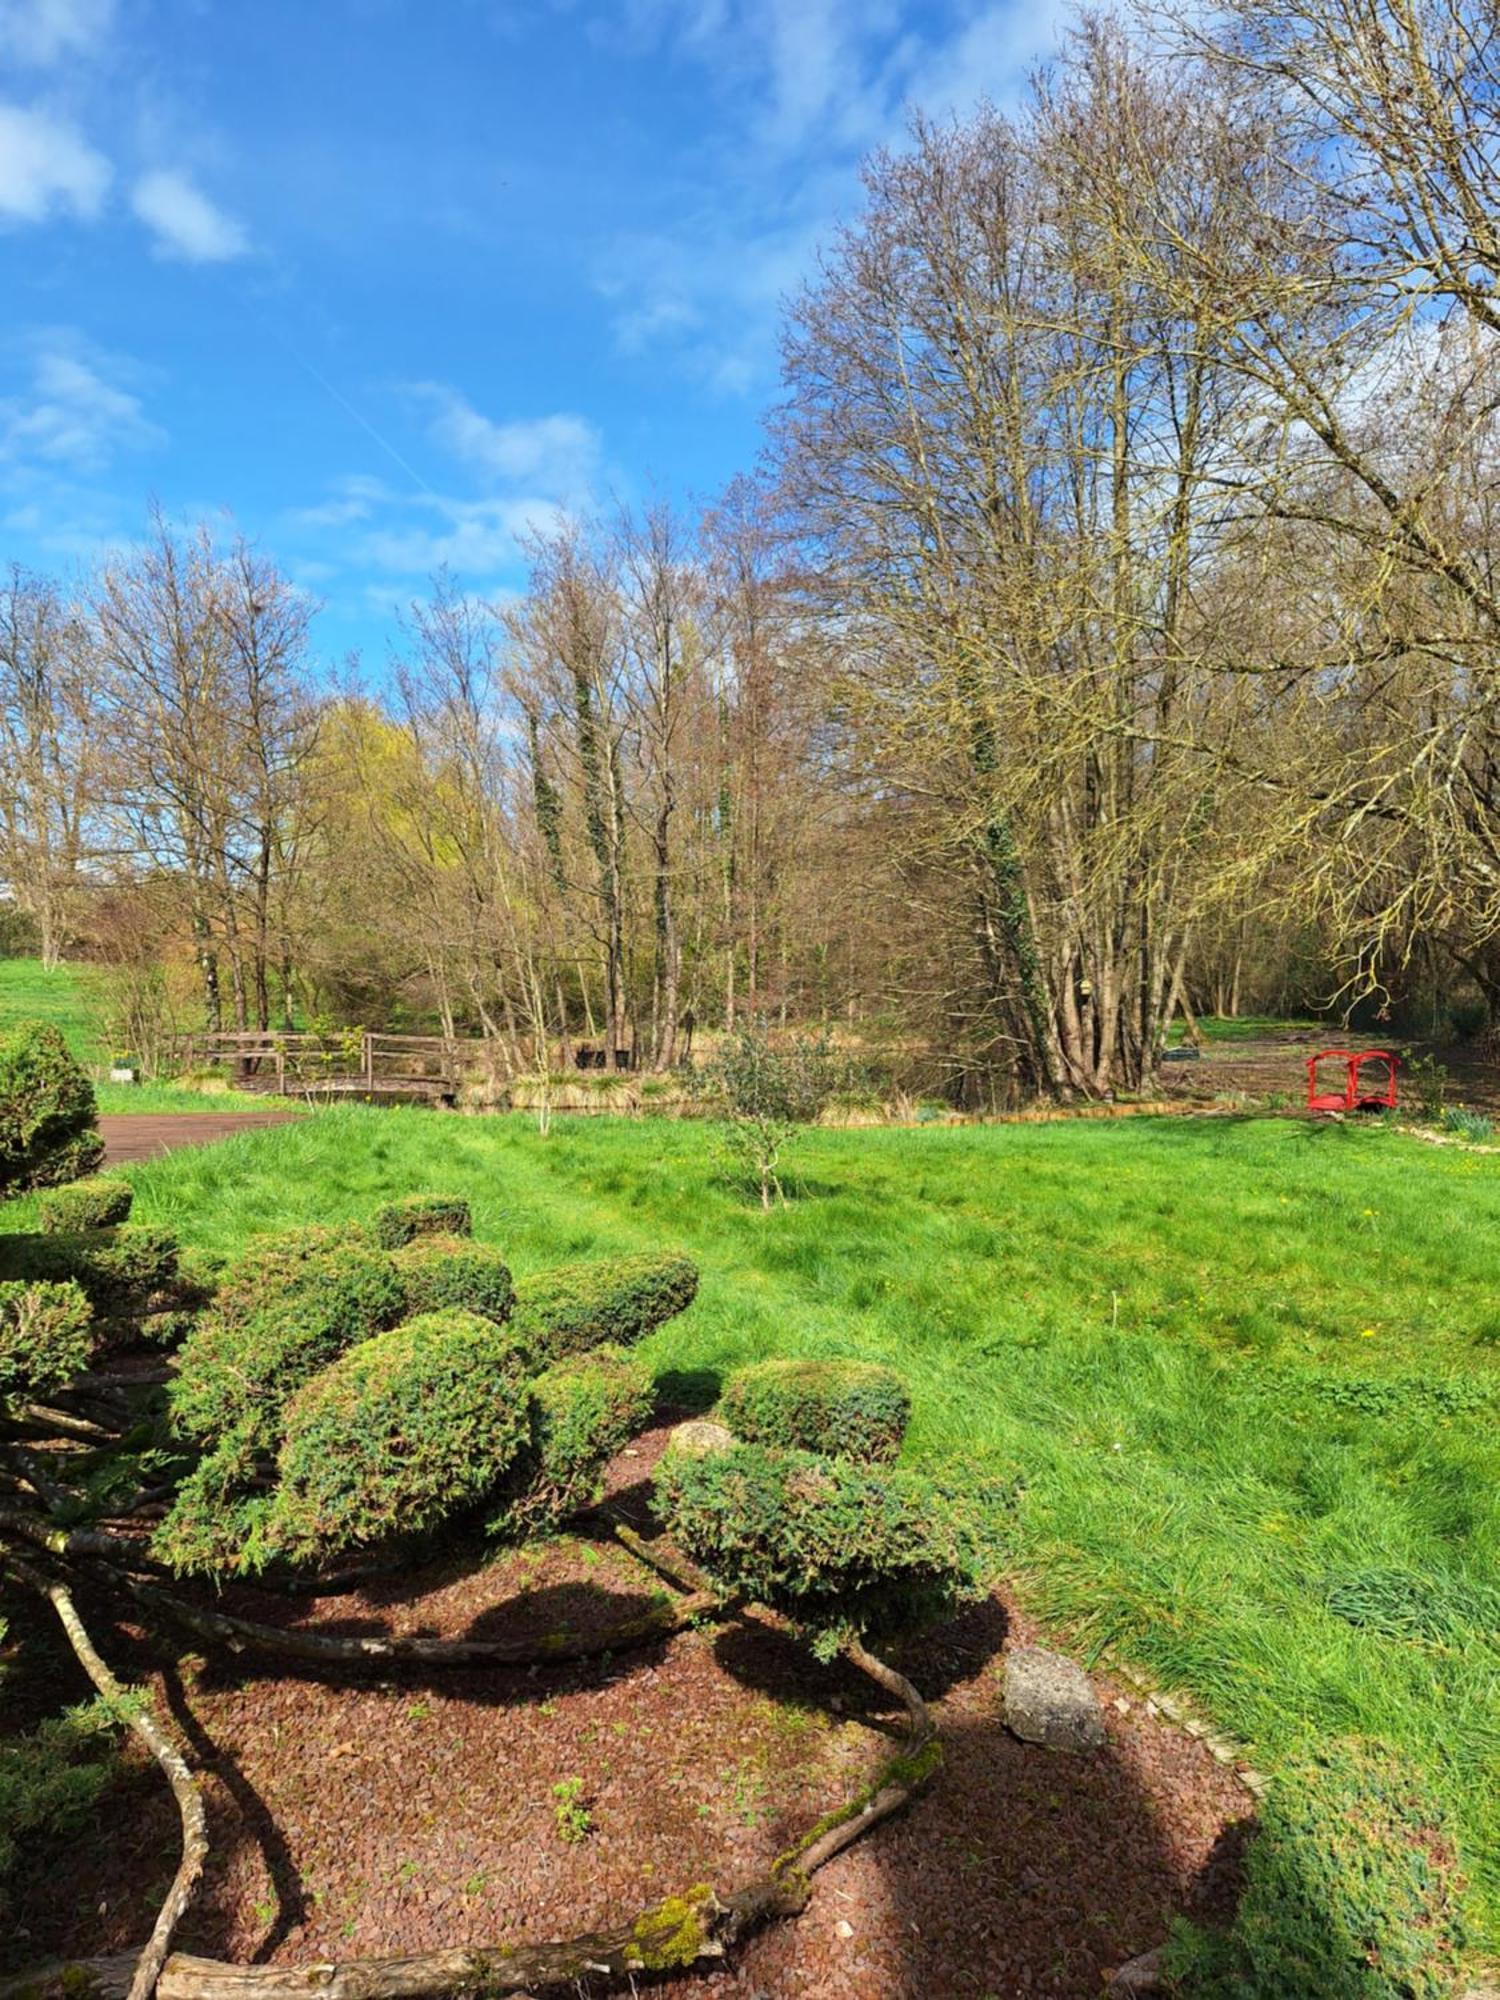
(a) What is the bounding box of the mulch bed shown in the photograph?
[4,1428,1252,1999]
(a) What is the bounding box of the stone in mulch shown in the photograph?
[1003,1643,1107,1753]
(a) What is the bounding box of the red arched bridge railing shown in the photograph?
[1306,1048,1398,1114]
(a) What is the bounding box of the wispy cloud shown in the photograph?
[0,101,110,223]
[0,331,161,472]
[0,0,114,67]
[131,167,248,261]
[411,386,601,498]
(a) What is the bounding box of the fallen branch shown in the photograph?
[15,1402,119,1444]
[4,1556,208,2000]
[606,1516,720,1597]
[0,1503,169,1572]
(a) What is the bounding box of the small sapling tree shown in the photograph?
[695,1024,845,1209]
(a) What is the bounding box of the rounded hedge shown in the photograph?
[268,1310,532,1560]
[512,1252,699,1363]
[655,1440,990,1654]
[719,1358,911,1463]
[489,1344,655,1537]
[391,1235,515,1325]
[0,1225,178,1327]
[0,1021,103,1198]
[170,1225,404,1448]
[0,1279,93,1403]
[36,1177,134,1234]
[373,1194,472,1250]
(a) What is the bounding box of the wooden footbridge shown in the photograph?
[177,1032,467,1105]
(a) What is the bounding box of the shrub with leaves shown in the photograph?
[0,1279,93,1402]
[512,1252,698,1362]
[0,1225,178,1327]
[0,1020,103,1198]
[373,1193,473,1249]
[267,1310,532,1561]
[489,1345,655,1536]
[656,1440,991,1658]
[1164,1739,1468,1999]
[36,1177,134,1234]
[169,1226,404,1449]
[719,1358,911,1464]
[0,1700,119,1917]
[391,1234,515,1324]
[694,1025,846,1208]
[151,1427,273,1577]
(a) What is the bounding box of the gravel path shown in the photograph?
[98,1112,302,1166]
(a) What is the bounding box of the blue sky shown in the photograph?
[0,0,1064,664]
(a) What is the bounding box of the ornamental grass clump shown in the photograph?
[36,1177,133,1234]
[391,1235,515,1325]
[373,1193,473,1249]
[489,1345,656,1537]
[655,1439,990,1659]
[512,1252,698,1362]
[719,1358,911,1464]
[1164,1739,1468,1999]
[268,1310,532,1560]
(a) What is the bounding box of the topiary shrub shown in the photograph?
[0,1225,178,1326]
[0,1021,103,1198]
[391,1235,515,1325]
[151,1428,274,1577]
[36,1177,134,1234]
[0,1280,93,1402]
[373,1193,473,1250]
[266,1311,532,1561]
[1164,1739,1469,1999]
[170,1226,404,1449]
[489,1345,656,1537]
[513,1252,698,1362]
[719,1358,911,1464]
[656,1440,990,1659]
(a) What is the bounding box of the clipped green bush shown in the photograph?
[719,1358,911,1463]
[1164,1739,1469,1999]
[151,1428,274,1577]
[170,1225,404,1448]
[0,1225,178,1325]
[36,1177,134,1234]
[391,1234,514,1324]
[490,1345,655,1537]
[0,1021,103,1198]
[513,1252,698,1362]
[0,1280,93,1402]
[656,1441,990,1657]
[268,1310,531,1560]
[373,1193,473,1249]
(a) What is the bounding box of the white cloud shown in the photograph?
[0,333,161,471]
[130,167,248,262]
[359,493,569,577]
[0,101,110,223]
[412,387,601,498]
[0,0,114,66]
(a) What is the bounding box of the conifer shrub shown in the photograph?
[391,1234,515,1324]
[1164,1739,1469,1999]
[373,1193,473,1249]
[0,1225,178,1324]
[490,1345,656,1536]
[170,1226,404,1449]
[512,1252,698,1362]
[0,1279,93,1402]
[36,1177,134,1234]
[267,1310,531,1560]
[719,1358,911,1464]
[151,1428,273,1577]
[656,1440,990,1657]
[0,1021,103,1198]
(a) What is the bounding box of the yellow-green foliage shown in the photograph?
[391,1234,514,1324]
[0,1225,177,1326]
[36,1177,133,1234]
[512,1251,698,1362]
[373,1193,472,1249]
[626,1886,715,1971]
[720,1357,911,1463]
[268,1310,532,1559]
[488,1345,655,1536]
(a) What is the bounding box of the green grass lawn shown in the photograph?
[37,1105,1500,1952]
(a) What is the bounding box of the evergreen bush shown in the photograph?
[656,1440,990,1656]
[0,1279,93,1402]
[36,1177,134,1234]
[373,1193,472,1249]
[391,1234,514,1324]
[268,1310,531,1559]
[490,1345,655,1536]
[719,1358,911,1463]
[0,1021,103,1198]
[512,1251,698,1362]
[0,1225,178,1324]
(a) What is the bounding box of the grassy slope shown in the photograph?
[74,1105,1500,1948]
[0,958,268,1112]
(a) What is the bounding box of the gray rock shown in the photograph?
[667,1418,735,1459]
[1003,1644,1106,1752]
[1107,1947,1166,1995]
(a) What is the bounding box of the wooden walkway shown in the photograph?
[99,1112,302,1167]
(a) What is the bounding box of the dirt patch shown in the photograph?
[4,1435,1252,1999]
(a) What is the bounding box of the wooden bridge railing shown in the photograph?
[175,1031,483,1100]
